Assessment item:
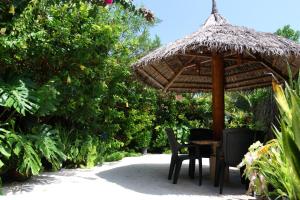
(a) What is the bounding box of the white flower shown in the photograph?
[249,141,263,151]
[244,152,258,165]
[250,171,257,181]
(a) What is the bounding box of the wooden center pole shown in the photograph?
[212,53,225,141]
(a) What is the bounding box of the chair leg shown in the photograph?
[240,166,250,191]
[173,160,182,184]
[245,179,250,191]
[214,158,220,187]
[240,166,246,184]
[219,162,225,194]
[198,158,202,186]
[168,155,176,180]
[189,158,195,179]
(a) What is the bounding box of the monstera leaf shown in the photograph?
[0,79,39,116]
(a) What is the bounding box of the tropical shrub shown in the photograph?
[28,125,66,171]
[226,89,273,132]
[276,25,300,42]
[273,75,300,199]
[239,140,293,198]
[0,77,42,180]
[150,93,212,152]
[240,71,300,199]
[105,151,140,162]
[0,0,160,193]
[57,128,105,168]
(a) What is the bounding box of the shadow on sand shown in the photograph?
[3,174,59,194]
[3,169,97,195]
[97,162,246,197]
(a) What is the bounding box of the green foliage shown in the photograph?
[59,129,105,168]
[134,130,152,149]
[151,93,212,152]
[105,151,141,162]
[1,128,42,176]
[28,125,66,170]
[276,25,300,42]
[273,74,300,199]
[0,78,39,116]
[1,125,66,177]
[0,128,12,170]
[105,151,126,162]
[239,140,293,198]
[126,108,155,149]
[0,0,160,191]
[240,71,300,199]
[35,80,60,116]
[226,89,273,131]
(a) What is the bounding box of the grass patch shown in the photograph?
[105,151,141,162]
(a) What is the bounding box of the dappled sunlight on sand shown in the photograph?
[3,154,254,200]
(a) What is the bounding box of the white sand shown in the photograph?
[2,154,254,200]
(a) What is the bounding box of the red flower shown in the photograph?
[105,0,113,4]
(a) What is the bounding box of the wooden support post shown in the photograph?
[212,53,225,141]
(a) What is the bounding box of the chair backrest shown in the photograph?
[253,130,266,144]
[165,128,179,155]
[189,128,213,141]
[223,128,255,166]
[188,128,213,157]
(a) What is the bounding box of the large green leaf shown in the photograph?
[285,134,300,181]
[290,91,300,149]
[273,72,300,199]
[29,125,66,170]
[0,145,11,158]
[0,79,39,116]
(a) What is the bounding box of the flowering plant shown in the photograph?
[238,141,266,196]
[105,0,113,4]
[103,0,155,22]
[238,140,290,198]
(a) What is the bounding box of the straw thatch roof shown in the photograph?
[133,2,300,93]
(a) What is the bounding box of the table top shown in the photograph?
[191,140,220,146]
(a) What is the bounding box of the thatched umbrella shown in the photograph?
[133,0,300,140]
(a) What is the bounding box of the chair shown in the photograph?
[165,128,201,184]
[215,128,255,194]
[188,128,213,185]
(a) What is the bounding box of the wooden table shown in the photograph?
[191,140,221,180]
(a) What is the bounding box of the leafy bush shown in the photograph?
[58,128,106,168]
[105,152,126,162]
[239,140,292,198]
[28,125,66,171]
[150,93,212,152]
[0,0,160,192]
[226,89,273,131]
[0,79,39,116]
[273,74,300,199]
[134,130,152,149]
[104,151,141,162]
[240,70,300,200]
[0,128,42,177]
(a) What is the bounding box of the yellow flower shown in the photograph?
[79,64,86,71]
[258,144,270,155]
[9,5,15,15]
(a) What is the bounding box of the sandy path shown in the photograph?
[2,154,254,200]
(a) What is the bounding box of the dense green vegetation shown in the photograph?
[0,0,161,187]
[276,25,300,42]
[240,73,300,199]
[0,0,299,198]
